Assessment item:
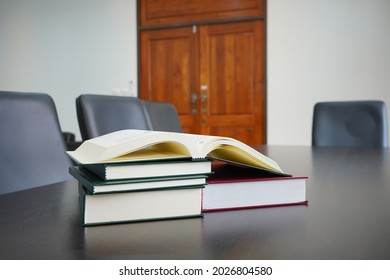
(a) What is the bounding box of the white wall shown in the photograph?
[267,0,390,145]
[0,0,138,141]
[1,0,389,145]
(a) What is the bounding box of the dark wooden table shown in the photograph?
[1,146,389,259]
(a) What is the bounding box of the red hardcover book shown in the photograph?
[203,162,308,212]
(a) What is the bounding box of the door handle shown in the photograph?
[201,92,207,114]
[191,92,198,114]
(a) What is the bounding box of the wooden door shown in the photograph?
[140,20,266,144]
[199,20,265,144]
[140,26,200,133]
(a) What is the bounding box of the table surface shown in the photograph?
[1,146,390,260]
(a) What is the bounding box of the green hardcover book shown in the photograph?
[81,159,212,181]
[79,184,204,226]
[70,166,207,194]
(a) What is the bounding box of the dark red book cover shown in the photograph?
[203,162,308,212]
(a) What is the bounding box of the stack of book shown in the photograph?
[67,129,307,226]
[69,162,210,226]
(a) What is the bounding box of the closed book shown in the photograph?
[82,159,212,181]
[79,185,204,226]
[203,163,308,212]
[69,166,207,194]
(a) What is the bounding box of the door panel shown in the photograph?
[140,27,200,133]
[140,20,266,144]
[139,0,265,26]
[199,20,265,144]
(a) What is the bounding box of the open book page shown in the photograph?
[67,130,228,164]
[66,129,283,173]
[208,144,282,173]
[67,130,193,164]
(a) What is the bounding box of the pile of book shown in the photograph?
[69,160,211,226]
[67,129,308,226]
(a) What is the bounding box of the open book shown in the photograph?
[66,129,285,175]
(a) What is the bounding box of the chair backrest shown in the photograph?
[143,100,183,133]
[76,94,151,141]
[312,100,388,147]
[0,91,71,195]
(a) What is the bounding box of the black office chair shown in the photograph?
[143,100,183,132]
[312,100,388,147]
[0,91,71,195]
[76,94,152,141]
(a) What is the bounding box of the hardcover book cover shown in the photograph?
[203,162,308,212]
